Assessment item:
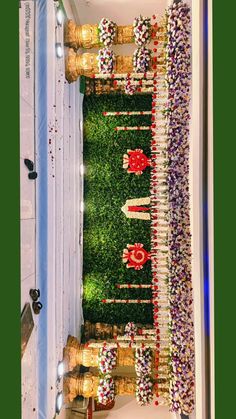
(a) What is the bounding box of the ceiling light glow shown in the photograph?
[56,9,64,26]
[80,164,85,176]
[56,392,63,414]
[56,43,63,58]
[80,202,84,213]
[57,361,64,379]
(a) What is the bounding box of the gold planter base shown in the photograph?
[64,20,100,50]
[63,335,99,372]
[63,372,99,403]
[63,372,170,403]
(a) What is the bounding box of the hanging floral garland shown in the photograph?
[166,1,194,416]
[124,321,137,338]
[124,74,137,95]
[98,346,117,374]
[97,48,115,73]
[98,18,117,47]
[97,375,115,405]
[133,47,152,73]
[135,347,152,377]
[136,376,153,406]
[133,15,152,46]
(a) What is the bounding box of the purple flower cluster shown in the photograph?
[166,2,195,415]
[133,47,152,73]
[98,18,117,47]
[135,347,152,377]
[133,15,151,46]
[97,48,115,74]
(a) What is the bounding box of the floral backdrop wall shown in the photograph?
[83,93,153,324]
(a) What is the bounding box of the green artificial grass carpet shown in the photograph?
[83,93,153,324]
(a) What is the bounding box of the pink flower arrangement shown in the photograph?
[98,346,117,374]
[133,15,151,46]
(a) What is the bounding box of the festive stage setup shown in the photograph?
[61,1,194,417]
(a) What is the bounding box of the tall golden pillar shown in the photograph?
[63,372,169,403]
[63,335,169,372]
[64,20,166,50]
[65,48,165,83]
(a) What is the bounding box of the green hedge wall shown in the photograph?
[83,94,153,324]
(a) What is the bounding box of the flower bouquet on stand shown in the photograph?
[98,346,117,374]
[97,375,115,405]
[98,18,117,47]
[97,48,115,73]
[135,347,152,377]
[133,15,151,46]
[136,375,153,406]
[133,47,152,73]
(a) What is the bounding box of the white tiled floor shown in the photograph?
[21,2,83,418]
[20,98,35,160]
[20,2,38,419]
[20,218,36,280]
[21,274,36,312]
[20,158,35,220]
[21,317,38,418]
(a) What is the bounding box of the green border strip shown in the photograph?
[0,1,21,418]
[1,1,236,418]
[214,0,236,418]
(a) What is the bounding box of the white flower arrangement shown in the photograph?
[98,18,117,47]
[97,374,115,405]
[133,47,152,73]
[135,347,152,377]
[97,48,115,74]
[136,376,153,406]
[98,346,117,374]
[133,15,151,46]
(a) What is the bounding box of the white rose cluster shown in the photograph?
[97,374,115,405]
[97,48,115,74]
[136,376,153,406]
[133,15,151,46]
[135,347,152,377]
[98,346,117,374]
[133,47,152,73]
[98,18,117,47]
